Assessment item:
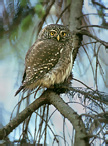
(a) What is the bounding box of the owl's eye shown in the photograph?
[50,31,55,36]
[61,32,66,36]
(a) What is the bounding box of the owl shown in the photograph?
[15,24,74,96]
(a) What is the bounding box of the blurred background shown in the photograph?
[0,0,108,145]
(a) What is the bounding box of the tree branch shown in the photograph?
[69,0,90,144]
[92,0,108,9]
[0,89,89,145]
[56,4,70,24]
[0,95,47,140]
[37,0,55,34]
[79,25,108,30]
[69,0,84,68]
[46,90,89,146]
[61,85,108,104]
[75,29,108,48]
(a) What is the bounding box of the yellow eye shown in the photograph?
[50,32,54,36]
[62,32,66,36]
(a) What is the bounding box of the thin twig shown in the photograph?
[91,1,108,9]
[79,25,108,29]
[62,85,108,104]
[77,29,108,48]
[72,78,94,91]
[63,117,66,146]
[37,0,56,34]
[44,105,49,145]
[56,4,70,24]
[82,45,95,79]
[77,13,108,19]
[95,44,102,90]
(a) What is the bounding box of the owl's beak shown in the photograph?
[57,35,60,41]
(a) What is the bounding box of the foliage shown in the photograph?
[19,0,29,7]
[34,4,45,18]
[21,14,33,31]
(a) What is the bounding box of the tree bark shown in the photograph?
[0,89,89,146]
[69,0,83,31]
[69,0,89,145]
[0,95,47,139]
[46,90,89,146]
[69,0,84,66]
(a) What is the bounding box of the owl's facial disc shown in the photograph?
[49,29,68,41]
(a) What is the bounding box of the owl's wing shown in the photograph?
[15,39,62,96]
[23,39,62,86]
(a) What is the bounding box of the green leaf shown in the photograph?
[20,0,29,7]
[21,14,32,31]
[34,4,45,18]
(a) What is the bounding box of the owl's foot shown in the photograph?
[52,83,69,94]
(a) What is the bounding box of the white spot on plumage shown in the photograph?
[15,24,73,95]
[40,70,43,73]
[60,48,63,53]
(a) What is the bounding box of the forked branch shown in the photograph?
[0,89,89,145]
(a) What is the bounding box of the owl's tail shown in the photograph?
[15,85,24,96]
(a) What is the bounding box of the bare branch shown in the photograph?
[73,78,94,91]
[0,95,47,140]
[91,0,108,9]
[78,13,108,19]
[61,85,108,104]
[76,29,108,48]
[37,0,55,34]
[79,25,108,29]
[56,4,70,24]
[0,89,89,145]
[46,90,89,145]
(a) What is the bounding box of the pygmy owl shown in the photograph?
[15,24,74,96]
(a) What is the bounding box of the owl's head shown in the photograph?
[38,24,71,42]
